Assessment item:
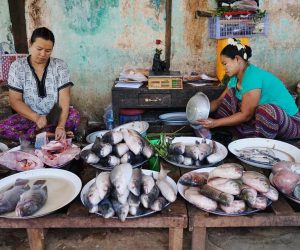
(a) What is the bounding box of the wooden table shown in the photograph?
[0,160,188,250]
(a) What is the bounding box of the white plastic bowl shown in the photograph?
[114,121,149,137]
[186,92,210,124]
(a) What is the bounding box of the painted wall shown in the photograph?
[2,0,300,121]
[0,0,14,51]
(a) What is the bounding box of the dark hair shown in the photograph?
[221,40,252,61]
[30,27,55,45]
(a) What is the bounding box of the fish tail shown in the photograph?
[15,178,30,186]
[33,180,47,186]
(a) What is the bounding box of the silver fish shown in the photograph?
[111,198,129,222]
[128,193,141,216]
[168,154,185,164]
[0,179,30,214]
[95,172,111,200]
[220,200,246,214]
[102,130,123,145]
[241,171,270,193]
[140,185,160,208]
[150,196,168,211]
[87,182,101,205]
[83,193,98,213]
[197,140,213,161]
[114,143,129,157]
[207,178,241,195]
[80,150,100,164]
[110,163,133,196]
[91,137,112,158]
[179,172,208,187]
[156,167,177,202]
[208,163,244,180]
[169,143,185,155]
[121,129,143,155]
[142,174,155,194]
[293,184,300,200]
[107,155,121,168]
[184,187,217,211]
[185,145,200,160]
[112,188,130,204]
[251,195,268,210]
[128,169,142,196]
[15,180,48,217]
[98,198,115,218]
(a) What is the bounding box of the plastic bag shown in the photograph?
[103,104,113,130]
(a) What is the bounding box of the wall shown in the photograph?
[2,0,300,120]
[0,0,14,50]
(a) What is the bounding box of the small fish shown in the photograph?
[199,184,234,206]
[122,129,143,155]
[113,143,129,157]
[239,185,257,206]
[156,166,177,202]
[91,137,112,158]
[207,178,241,195]
[168,154,185,164]
[15,180,48,217]
[185,145,200,160]
[98,198,115,218]
[220,200,246,214]
[142,174,155,194]
[102,130,123,145]
[184,187,217,211]
[208,163,243,180]
[169,143,185,155]
[95,172,111,200]
[150,196,168,211]
[110,163,133,196]
[128,169,142,196]
[80,150,100,164]
[260,185,278,201]
[179,172,208,187]
[111,198,129,222]
[140,185,160,208]
[0,179,30,214]
[241,171,270,193]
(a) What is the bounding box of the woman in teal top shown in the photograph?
[197,38,300,139]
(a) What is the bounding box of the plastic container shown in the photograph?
[209,14,268,39]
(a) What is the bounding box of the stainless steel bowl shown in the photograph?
[186,92,210,124]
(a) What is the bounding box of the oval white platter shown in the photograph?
[159,112,187,121]
[86,130,109,144]
[228,138,300,169]
[165,137,228,169]
[0,168,82,219]
[177,167,271,216]
[80,169,177,219]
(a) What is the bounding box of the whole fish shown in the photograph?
[251,196,268,210]
[197,140,213,161]
[95,172,111,200]
[185,145,200,160]
[239,184,257,206]
[184,187,217,211]
[91,137,112,158]
[156,167,177,202]
[179,172,208,187]
[106,155,121,168]
[110,163,133,196]
[169,143,185,155]
[87,182,101,205]
[199,184,234,206]
[120,152,144,165]
[168,154,185,164]
[150,196,169,211]
[102,131,123,145]
[98,198,115,218]
[241,171,270,193]
[220,200,246,214]
[128,169,142,196]
[121,129,143,155]
[111,198,129,222]
[113,143,129,157]
[83,193,98,213]
[0,179,30,214]
[140,185,160,208]
[207,178,241,195]
[208,163,243,180]
[142,144,154,159]
[15,180,48,217]
[272,169,299,194]
[142,174,155,194]
[80,150,100,164]
[260,185,278,201]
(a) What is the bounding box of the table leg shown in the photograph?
[27,228,45,250]
[191,227,206,250]
[169,227,183,250]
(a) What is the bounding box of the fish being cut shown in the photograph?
[0,151,44,171]
[0,179,30,214]
[15,180,48,217]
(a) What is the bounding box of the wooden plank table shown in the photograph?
[0,160,188,250]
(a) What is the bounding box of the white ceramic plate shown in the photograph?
[163,120,190,126]
[159,112,187,121]
[114,121,149,137]
[0,142,9,153]
[81,143,147,171]
[165,137,228,169]
[177,167,271,216]
[269,173,300,204]
[0,168,82,218]
[80,169,177,219]
[228,138,300,169]
[86,130,109,144]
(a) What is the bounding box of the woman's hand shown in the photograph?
[35,115,47,129]
[197,118,219,129]
[55,127,66,140]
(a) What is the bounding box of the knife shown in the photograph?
[46,103,62,126]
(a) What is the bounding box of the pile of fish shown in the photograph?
[236,148,281,165]
[0,178,48,217]
[271,161,300,200]
[34,139,81,167]
[0,151,44,171]
[81,129,154,169]
[83,164,177,221]
[167,139,223,167]
[180,163,278,214]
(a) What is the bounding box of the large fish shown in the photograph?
[111,198,129,222]
[208,163,243,180]
[95,172,112,200]
[0,179,30,214]
[207,178,241,195]
[199,184,234,206]
[155,166,177,202]
[142,174,155,194]
[87,182,101,205]
[80,150,100,164]
[110,163,133,196]
[98,198,115,218]
[220,200,246,214]
[0,151,44,171]
[150,196,168,211]
[91,137,112,158]
[239,184,257,206]
[15,180,48,217]
[113,143,129,157]
[169,143,185,155]
[241,171,270,193]
[185,145,200,160]
[140,185,160,208]
[121,129,144,155]
[179,172,208,187]
[184,187,217,211]
[128,169,142,196]
[102,131,123,145]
